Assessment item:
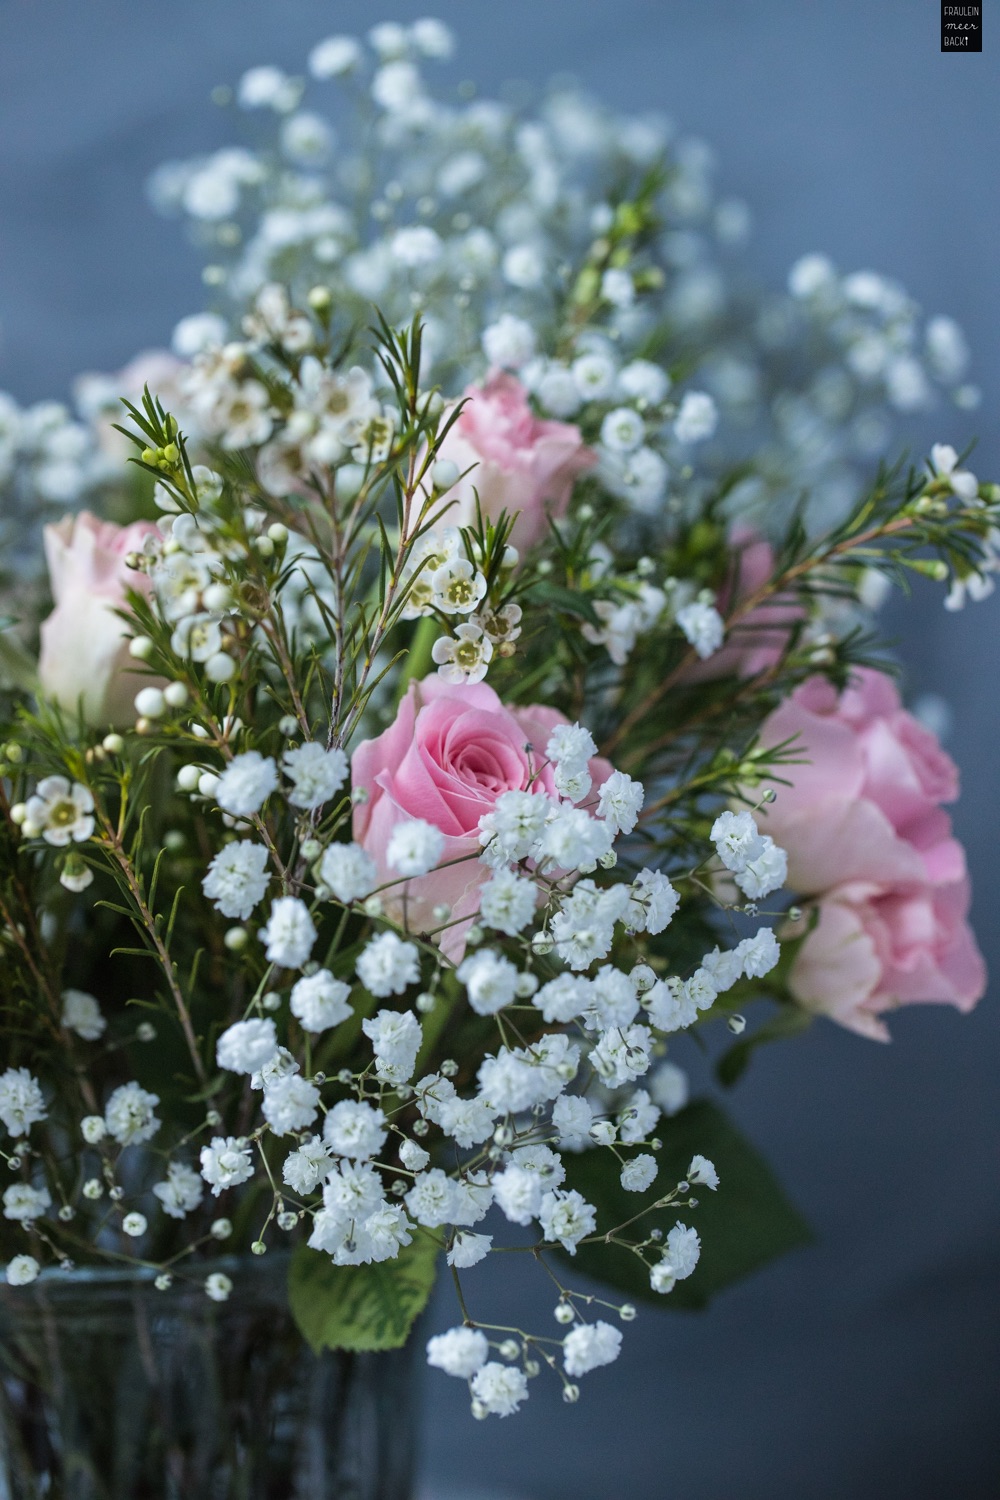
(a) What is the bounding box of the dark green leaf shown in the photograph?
[288,1232,440,1353]
[555,1099,812,1310]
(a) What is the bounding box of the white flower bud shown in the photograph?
[134,687,166,719]
[205,652,237,684]
[164,682,189,708]
[129,636,155,661]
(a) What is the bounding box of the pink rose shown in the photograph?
[434,373,594,551]
[352,676,611,961]
[758,668,985,1040]
[38,511,161,728]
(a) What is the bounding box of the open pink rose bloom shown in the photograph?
[759,667,986,1040]
[352,677,612,961]
[434,372,594,550]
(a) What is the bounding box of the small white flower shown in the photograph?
[405,1168,461,1227]
[399,1138,430,1172]
[734,837,787,900]
[624,869,679,936]
[262,1074,321,1136]
[601,267,635,308]
[426,1326,489,1379]
[81,1114,106,1144]
[688,1155,720,1190]
[200,1136,254,1196]
[538,1189,597,1255]
[319,842,377,903]
[122,1212,147,1238]
[357,932,419,997]
[308,34,363,78]
[676,600,724,660]
[5,1254,40,1286]
[478,869,536,936]
[618,359,671,405]
[620,1154,658,1193]
[282,743,348,810]
[665,1222,701,1279]
[482,315,536,370]
[323,1100,387,1161]
[216,1018,278,1075]
[363,1009,423,1083]
[545,723,597,771]
[261,897,317,969]
[104,1083,160,1146]
[562,1319,623,1376]
[650,1061,690,1117]
[215,752,279,818]
[617,1089,661,1145]
[597,770,644,834]
[3,1183,52,1222]
[202,840,270,920]
[152,1162,204,1220]
[24,776,94,847]
[447,1231,492,1268]
[737,927,780,978]
[205,1272,233,1302]
[572,352,617,401]
[60,989,105,1042]
[432,624,493,684]
[387,819,445,877]
[470,1361,529,1417]
[711,811,765,873]
[290,970,353,1033]
[282,1135,334,1195]
[552,1095,594,1151]
[600,406,645,453]
[457,950,519,1016]
[673,391,718,444]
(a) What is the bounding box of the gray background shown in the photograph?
[1,2,997,1496]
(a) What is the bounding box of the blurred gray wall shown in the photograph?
[1,3,997,1496]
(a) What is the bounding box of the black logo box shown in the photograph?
[942,2,983,50]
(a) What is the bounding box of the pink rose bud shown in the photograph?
[758,668,985,1040]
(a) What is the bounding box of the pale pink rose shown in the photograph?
[434,373,594,551]
[352,676,611,961]
[758,667,985,1040]
[38,512,161,728]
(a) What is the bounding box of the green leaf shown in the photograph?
[524,581,601,626]
[555,1099,812,1310]
[288,1232,440,1354]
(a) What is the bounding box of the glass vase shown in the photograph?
[0,1253,415,1499]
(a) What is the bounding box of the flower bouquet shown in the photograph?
[0,15,993,1488]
